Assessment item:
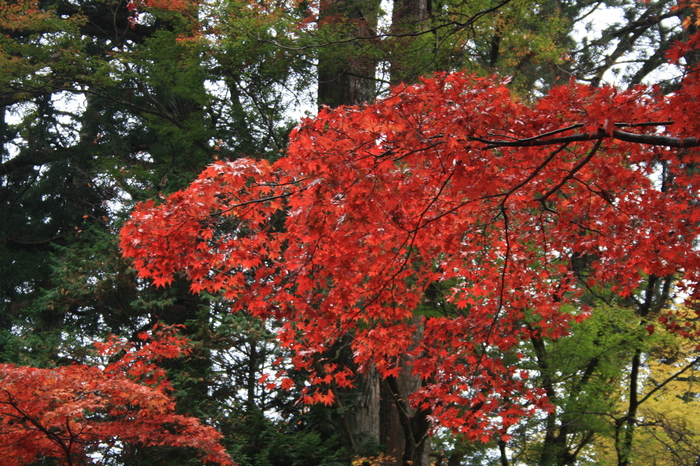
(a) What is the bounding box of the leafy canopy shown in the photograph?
[121,36,700,439]
[0,325,233,466]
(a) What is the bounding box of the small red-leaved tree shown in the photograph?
[0,325,232,466]
[120,32,700,443]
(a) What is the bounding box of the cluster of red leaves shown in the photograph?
[0,0,52,32]
[0,325,232,466]
[121,36,700,438]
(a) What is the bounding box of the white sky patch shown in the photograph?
[573,5,683,86]
[52,90,86,146]
[378,0,393,32]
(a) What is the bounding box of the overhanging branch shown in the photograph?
[474,124,700,149]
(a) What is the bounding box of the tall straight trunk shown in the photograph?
[316,1,435,461]
[616,348,641,466]
[384,374,432,465]
[339,323,431,465]
[317,0,380,107]
[330,321,431,465]
[389,0,429,85]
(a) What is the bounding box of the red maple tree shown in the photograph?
[120,31,700,439]
[0,325,233,466]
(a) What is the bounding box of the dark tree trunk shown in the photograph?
[316,2,435,461]
[317,0,380,107]
[389,0,429,85]
[385,375,432,466]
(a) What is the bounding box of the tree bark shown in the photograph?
[316,1,435,461]
[389,0,429,85]
[317,0,380,107]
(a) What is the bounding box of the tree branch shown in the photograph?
[474,125,700,149]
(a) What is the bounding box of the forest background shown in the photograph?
[1,0,700,465]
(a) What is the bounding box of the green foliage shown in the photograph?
[502,303,685,465]
[221,406,348,466]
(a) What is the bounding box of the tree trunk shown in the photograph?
[316,2,434,461]
[384,375,432,466]
[616,348,641,466]
[317,0,380,107]
[349,368,382,452]
[389,0,429,85]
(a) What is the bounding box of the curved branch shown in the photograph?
[475,125,700,149]
[538,139,603,203]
